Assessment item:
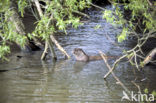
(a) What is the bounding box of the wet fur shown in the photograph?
[73,48,103,62]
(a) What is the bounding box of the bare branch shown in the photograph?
[41,40,48,60]
[99,51,129,93]
[143,48,156,66]
[103,54,128,79]
[50,35,70,59]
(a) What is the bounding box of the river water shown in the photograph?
[0,6,156,103]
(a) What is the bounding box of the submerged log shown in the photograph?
[143,48,156,66]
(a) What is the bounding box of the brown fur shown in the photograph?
[73,48,89,62]
[73,48,113,62]
[89,55,103,61]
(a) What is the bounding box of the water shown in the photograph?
[0,6,156,103]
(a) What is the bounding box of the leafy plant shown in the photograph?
[103,0,156,68]
[0,0,91,60]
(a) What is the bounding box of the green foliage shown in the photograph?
[103,0,156,42]
[0,45,10,61]
[94,24,101,30]
[103,0,156,68]
[103,10,114,23]
[140,61,144,68]
[144,88,156,99]
[144,88,149,94]
[33,0,88,39]
[152,90,156,96]
[0,10,27,46]
[17,0,28,17]
[117,27,128,42]
[0,0,90,60]
[0,8,27,60]
[0,0,10,12]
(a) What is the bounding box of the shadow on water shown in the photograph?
[0,6,156,103]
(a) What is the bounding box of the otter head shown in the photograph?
[73,48,89,62]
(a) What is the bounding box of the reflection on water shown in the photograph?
[0,6,156,103]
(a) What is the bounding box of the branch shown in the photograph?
[41,40,48,60]
[48,38,57,60]
[28,0,40,20]
[34,0,50,60]
[99,51,129,93]
[103,54,128,79]
[73,10,90,18]
[131,81,141,93]
[147,0,153,6]
[89,2,106,11]
[50,35,70,59]
[34,0,43,17]
[143,48,156,66]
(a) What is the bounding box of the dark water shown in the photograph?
[0,6,156,103]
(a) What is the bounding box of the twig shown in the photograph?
[48,38,57,60]
[89,2,106,11]
[103,54,128,79]
[147,0,153,6]
[28,0,40,20]
[50,35,70,59]
[34,0,43,17]
[41,40,48,60]
[73,10,90,18]
[133,50,139,70]
[34,0,50,60]
[131,81,141,93]
[99,51,129,93]
[143,48,156,66]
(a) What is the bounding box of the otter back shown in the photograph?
[89,55,103,61]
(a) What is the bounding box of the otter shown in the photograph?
[73,48,110,62]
